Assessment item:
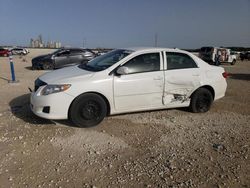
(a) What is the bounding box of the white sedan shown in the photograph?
[30,47,227,127]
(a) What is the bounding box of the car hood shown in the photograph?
[39,65,94,84]
[33,54,51,60]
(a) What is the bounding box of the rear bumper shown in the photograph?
[213,79,227,101]
[32,60,43,69]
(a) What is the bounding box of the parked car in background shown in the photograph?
[31,47,227,128]
[11,47,29,55]
[240,52,250,61]
[0,48,10,57]
[199,47,237,65]
[32,48,96,70]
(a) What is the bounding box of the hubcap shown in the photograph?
[81,101,100,120]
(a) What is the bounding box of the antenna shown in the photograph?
[83,38,87,48]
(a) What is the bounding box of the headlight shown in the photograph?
[40,84,71,95]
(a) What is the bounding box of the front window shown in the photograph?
[123,53,160,74]
[79,49,133,71]
[52,49,62,54]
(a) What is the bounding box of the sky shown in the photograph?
[0,0,249,48]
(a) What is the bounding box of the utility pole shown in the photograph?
[154,33,158,47]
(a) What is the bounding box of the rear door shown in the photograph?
[163,52,201,105]
[54,50,70,68]
[113,52,164,111]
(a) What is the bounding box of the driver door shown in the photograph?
[54,50,70,68]
[113,52,164,112]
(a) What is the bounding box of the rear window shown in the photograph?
[200,47,213,53]
[166,52,198,70]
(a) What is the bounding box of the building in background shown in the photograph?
[46,41,62,48]
[30,35,62,48]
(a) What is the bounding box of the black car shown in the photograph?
[240,52,250,61]
[32,48,96,70]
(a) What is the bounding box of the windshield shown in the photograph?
[79,49,133,71]
[51,49,64,55]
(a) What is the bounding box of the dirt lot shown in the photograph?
[0,49,249,188]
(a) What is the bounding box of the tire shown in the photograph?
[69,93,107,128]
[42,62,54,70]
[231,59,236,65]
[189,88,213,113]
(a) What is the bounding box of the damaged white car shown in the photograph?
[30,47,227,127]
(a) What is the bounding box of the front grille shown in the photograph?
[34,78,47,92]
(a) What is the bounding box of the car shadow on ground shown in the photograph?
[229,73,250,81]
[25,66,34,70]
[9,93,77,127]
[9,94,192,128]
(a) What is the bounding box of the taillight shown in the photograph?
[222,72,229,78]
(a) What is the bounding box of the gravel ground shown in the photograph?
[0,50,249,188]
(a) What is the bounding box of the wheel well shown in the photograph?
[191,85,215,99]
[68,92,111,118]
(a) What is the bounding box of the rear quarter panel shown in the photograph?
[204,66,227,100]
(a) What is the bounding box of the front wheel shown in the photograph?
[42,62,54,70]
[189,88,213,113]
[69,93,107,128]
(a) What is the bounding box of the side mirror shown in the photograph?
[116,66,129,75]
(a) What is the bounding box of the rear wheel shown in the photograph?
[69,93,107,128]
[190,88,213,113]
[231,59,236,65]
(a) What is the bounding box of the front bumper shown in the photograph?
[30,89,75,120]
[32,58,52,69]
[32,60,43,69]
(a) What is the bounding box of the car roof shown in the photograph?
[118,47,211,69]
[124,47,182,51]
[122,47,187,53]
[61,47,86,50]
